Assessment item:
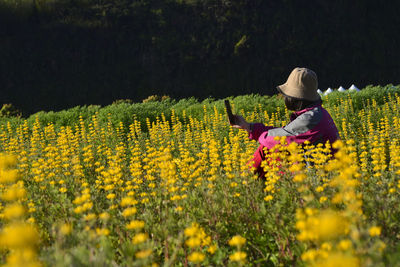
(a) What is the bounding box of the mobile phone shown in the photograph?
[224,100,236,125]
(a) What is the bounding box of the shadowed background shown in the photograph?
[0,0,399,115]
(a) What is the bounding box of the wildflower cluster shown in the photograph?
[228,235,247,264]
[295,140,384,266]
[0,91,398,265]
[0,154,42,267]
[184,222,215,264]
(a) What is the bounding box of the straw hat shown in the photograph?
[277,67,320,101]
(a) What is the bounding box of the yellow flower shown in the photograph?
[187,252,205,263]
[338,239,352,250]
[83,202,93,211]
[74,206,83,214]
[184,223,199,237]
[175,206,183,212]
[135,249,152,259]
[319,196,328,203]
[264,195,273,202]
[185,237,201,248]
[5,247,41,266]
[1,187,26,202]
[297,210,348,242]
[313,252,359,267]
[0,169,19,184]
[301,249,317,261]
[126,220,145,230]
[82,188,90,194]
[3,203,25,220]
[170,195,181,201]
[289,164,303,172]
[84,213,96,221]
[122,207,137,217]
[201,237,211,246]
[28,206,36,213]
[293,173,307,183]
[0,222,39,248]
[316,186,324,192]
[120,197,136,207]
[132,233,148,244]
[104,184,114,191]
[99,212,110,221]
[314,211,348,241]
[207,244,217,254]
[332,140,344,150]
[229,251,246,262]
[228,235,246,247]
[60,223,72,235]
[369,226,381,237]
[106,193,116,200]
[96,228,110,236]
[59,187,67,193]
[321,242,332,251]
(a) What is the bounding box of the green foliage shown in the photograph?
[1,85,399,133]
[26,105,101,129]
[323,84,399,110]
[112,99,133,105]
[142,95,171,103]
[0,103,21,118]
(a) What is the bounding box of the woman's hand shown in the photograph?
[231,115,251,132]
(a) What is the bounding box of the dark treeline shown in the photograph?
[1,0,399,115]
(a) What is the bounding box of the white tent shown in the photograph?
[338,86,346,92]
[317,89,323,95]
[348,84,360,91]
[324,88,333,95]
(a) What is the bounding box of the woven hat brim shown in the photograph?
[277,84,321,102]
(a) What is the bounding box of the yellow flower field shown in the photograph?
[0,92,399,266]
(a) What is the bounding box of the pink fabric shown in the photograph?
[248,104,339,179]
[249,104,339,150]
[248,123,274,140]
[250,144,286,179]
[250,144,267,179]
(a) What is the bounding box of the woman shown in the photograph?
[232,67,340,179]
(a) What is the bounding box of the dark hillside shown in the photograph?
[1,0,399,115]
